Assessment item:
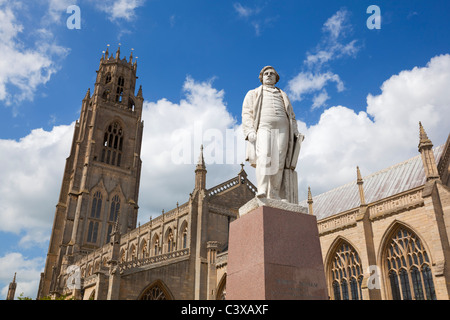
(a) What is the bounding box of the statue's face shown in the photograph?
[262,68,277,85]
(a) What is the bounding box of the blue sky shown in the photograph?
[0,0,450,299]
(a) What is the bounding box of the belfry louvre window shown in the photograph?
[101,122,123,167]
[329,242,364,300]
[116,76,124,102]
[384,227,436,300]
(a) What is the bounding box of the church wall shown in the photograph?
[119,259,194,299]
[368,190,448,299]
[205,211,232,248]
[208,184,256,211]
[317,183,450,300]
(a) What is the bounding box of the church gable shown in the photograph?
[206,174,256,211]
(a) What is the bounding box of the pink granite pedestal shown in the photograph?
[227,203,328,300]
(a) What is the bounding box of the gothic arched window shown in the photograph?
[216,274,226,300]
[109,195,120,222]
[101,122,123,167]
[329,241,364,300]
[87,191,103,244]
[106,195,120,243]
[384,227,436,300]
[139,282,170,300]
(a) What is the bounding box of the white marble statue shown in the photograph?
[242,66,304,204]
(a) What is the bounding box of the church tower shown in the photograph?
[38,46,144,298]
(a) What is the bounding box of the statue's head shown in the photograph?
[259,66,279,85]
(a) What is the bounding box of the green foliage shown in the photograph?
[16,292,75,300]
[17,292,32,300]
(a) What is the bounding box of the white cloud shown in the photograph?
[138,77,246,221]
[297,54,450,201]
[287,71,344,102]
[0,123,75,247]
[323,8,351,40]
[0,252,44,300]
[233,3,257,18]
[93,0,145,21]
[0,2,69,112]
[307,8,359,68]
[287,8,359,109]
[233,2,274,36]
[312,89,330,109]
[45,0,76,23]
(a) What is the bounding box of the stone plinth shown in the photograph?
[227,200,328,300]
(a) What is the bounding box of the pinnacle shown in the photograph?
[418,121,433,150]
[307,186,313,202]
[356,166,363,184]
[419,121,430,142]
[196,144,205,169]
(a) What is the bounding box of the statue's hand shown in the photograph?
[296,132,305,142]
[248,132,257,143]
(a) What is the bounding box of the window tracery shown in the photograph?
[87,191,102,244]
[329,241,364,300]
[101,122,123,167]
[115,76,124,103]
[384,227,436,300]
[139,283,169,300]
[106,195,120,243]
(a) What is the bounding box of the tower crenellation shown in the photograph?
[94,45,140,113]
